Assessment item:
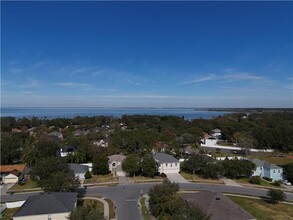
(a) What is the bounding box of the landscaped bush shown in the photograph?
[160,173,167,178]
[84,171,92,179]
[249,176,261,185]
[272,180,282,186]
[263,177,273,182]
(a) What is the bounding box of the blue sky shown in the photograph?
[2,1,293,108]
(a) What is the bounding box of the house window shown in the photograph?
[273,170,275,173]
[278,170,280,173]
[175,163,177,166]
[171,163,172,167]
[166,163,168,167]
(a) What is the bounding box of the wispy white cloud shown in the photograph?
[69,67,97,76]
[55,82,91,88]
[224,72,268,82]
[17,78,41,88]
[180,74,216,85]
[180,70,271,85]
[9,68,23,74]
[103,94,180,99]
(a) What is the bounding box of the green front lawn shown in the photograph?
[1,208,19,220]
[81,199,104,214]
[128,175,164,183]
[9,179,39,191]
[254,156,293,166]
[235,177,283,188]
[180,171,224,184]
[228,196,293,220]
[83,174,119,184]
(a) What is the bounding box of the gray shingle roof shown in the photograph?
[153,153,179,163]
[249,158,264,167]
[13,192,77,217]
[264,161,282,170]
[69,163,89,174]
[249,158,282,170]
[181,191,255,220]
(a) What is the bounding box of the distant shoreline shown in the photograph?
[194,108,293,113]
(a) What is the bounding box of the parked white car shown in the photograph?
[283,180,291,186]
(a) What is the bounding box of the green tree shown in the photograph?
[42,171,80,192]
[31,157,79,192]
[171,200,209,220]
[283,163,293,183]
[141,154,158,178]
[32,157,69,180]
[148,180,209,220]
[267,189,286,204]
[68,205,105,220]
[92,154,110,175]
[122,154,141,177]
[74,151,87,164]
[148,180,180,217]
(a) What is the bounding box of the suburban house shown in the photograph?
[0,165,29,184]
[211,129,222,139]
[93,137,110,148]
[153,153,180,174]
[181,191,256,220]
[13,192,77,220]
[69,163,89,180]
[249,158,283,181]
[47,131,63,140]
[59,146,77,157]
[108,154,126,177]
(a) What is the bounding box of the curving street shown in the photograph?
[1,183,293,220]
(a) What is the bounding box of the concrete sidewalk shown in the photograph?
[221,177,243,187]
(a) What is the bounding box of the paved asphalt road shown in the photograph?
[2,183,293,220]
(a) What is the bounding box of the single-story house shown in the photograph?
[69,163,89,180]
[13,192,77,220]
[0,164,29,183]
[153,153,180,174]
[181,191,256,220]
[3,173,19,184]
[249,158,283,181]
[108,154,126,177]
[48,131,63,140]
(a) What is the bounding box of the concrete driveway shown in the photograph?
[166,173,189,183]
[0,183,14,195]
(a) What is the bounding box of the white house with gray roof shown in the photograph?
[153,153,180,174]
[13,192,77,220]
[249,158,283,181]
[69,163,89,180]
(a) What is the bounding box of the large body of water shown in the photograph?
[0,107,231,120]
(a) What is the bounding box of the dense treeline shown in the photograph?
[1,112,292,165]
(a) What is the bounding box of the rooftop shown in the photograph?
[153,153,179,163]
[69,163,89,174]
[0,164,26,173]
[13,192,77,217]
[181,191,255,220]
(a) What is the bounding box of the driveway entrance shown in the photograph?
[166,173,189,183]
